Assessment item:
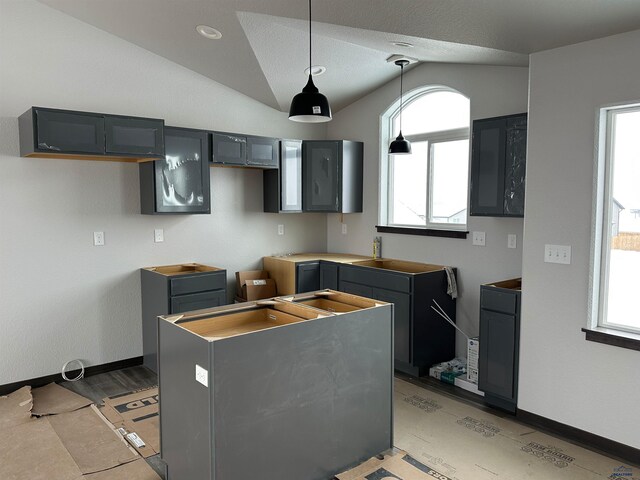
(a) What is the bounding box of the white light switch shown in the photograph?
[472,231,486,246]
[277,224,284,236]
[544,244,572,264]
[341,223,348,235]
[93,231,104,246]
[154,229,164,243]
[508,234,517,249]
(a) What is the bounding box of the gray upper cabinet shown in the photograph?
[19,106,164,162]
[139,126,210,215]
[263,140,303,213]
[470,113,527,217]
[302,140,363,213]
[211,132,279,168]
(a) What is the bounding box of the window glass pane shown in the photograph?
[393,91,470,136]
[390,141,428,225]
[430,140,469,224]
[603,108,640,331]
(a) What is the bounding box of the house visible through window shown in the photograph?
[382,88,470,229]
[595,104,640,334]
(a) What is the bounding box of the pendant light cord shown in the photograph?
[308,0,312,71]
[399,62,404,134]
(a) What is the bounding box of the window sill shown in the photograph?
[582,327,640,352]
[376,225,468,239]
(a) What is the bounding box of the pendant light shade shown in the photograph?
[389,59,411,155]
[289,0,332,122]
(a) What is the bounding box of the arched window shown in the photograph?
[381,87,470,229]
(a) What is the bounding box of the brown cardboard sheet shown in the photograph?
[32,383,92,416]
[101,388,160,458]
[48,405,138,474]
[0,418,83,480]
[83,459,161,480]
[0,385,33,431]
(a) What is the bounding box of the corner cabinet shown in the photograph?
[19,106,164,162]
[302,140,363,213]
[263,140,303,213]
[478,278,521,413]
[139,127,210,214]
[470,113,527,217]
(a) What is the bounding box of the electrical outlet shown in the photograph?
[472,231,486,246]
[93,231,104,246]
[277,224,284,236]
[544,244,572,264]
[341,223,347,235]
[508,234,517,249]
[154,229,164,243]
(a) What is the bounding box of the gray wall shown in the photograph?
[326,63,529,355]
[0,0,327,385]
[520,29,640,449]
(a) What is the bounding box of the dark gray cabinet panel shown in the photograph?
[296,261,321,293]
[470,113,527,217]
[105,115,164,156]
[211,132,247,165]
[319,261,339,290]
[263,140,303,213]
[140,266,227,372]
[338,264,455,376]
[247,135,278,167]
[19,107,165,161]
[478,280,521,413]
[212,132,279,168]
[139,126,211,215]
[302,140,363,213]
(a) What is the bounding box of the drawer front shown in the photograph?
[480,286,517,314]
[170,289,226,314]
[338,280,373,298]
[339,265,411,293]
[170,272,226,296]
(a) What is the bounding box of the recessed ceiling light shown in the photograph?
[391,41,414,48]
[196,25,222,40]
[304,65,326,76]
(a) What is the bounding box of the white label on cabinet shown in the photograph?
[195,364,208,388]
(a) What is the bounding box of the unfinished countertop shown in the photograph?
[264,253,371,264]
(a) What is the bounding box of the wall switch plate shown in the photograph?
[93,231,104,246]
[154,229,164,243]
[341,223,347,235]
[544,244,572,264]
[472,231,486,246]
[508,234,517,249]
[277,224,284,236]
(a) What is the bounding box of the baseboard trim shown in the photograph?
[517,409,640,467]
[0,356,144,396]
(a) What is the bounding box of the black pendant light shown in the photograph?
[289,0,332,123]
[389,59,411,155]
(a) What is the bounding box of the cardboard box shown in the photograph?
[235,270,276,301]
[467,337,479,383]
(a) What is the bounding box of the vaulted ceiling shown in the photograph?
[38,0,640,113]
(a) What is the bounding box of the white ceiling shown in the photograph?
[37,0,640,113]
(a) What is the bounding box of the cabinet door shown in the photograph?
[247,136,278,167]
[303,141,340,212]
[478,309,516,400]
[504,115,527,217]
[281,140,303,211]
[35,109,104,154]
[319,262,338,290]
[170,290,226,314]
[372,288,411,364]
[470,118,506,216]
[296,262,320,293]
[105,116,164,156]
[151,127,211,214]
[212,133,246,165]
[338,280,373,298]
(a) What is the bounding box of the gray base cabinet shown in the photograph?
[158,292,393,480]
[140,264,227,372]
[478,278,521,413]
[337,260,456,376]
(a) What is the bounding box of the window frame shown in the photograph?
[590,102,640,337]
[380,86,470,233]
